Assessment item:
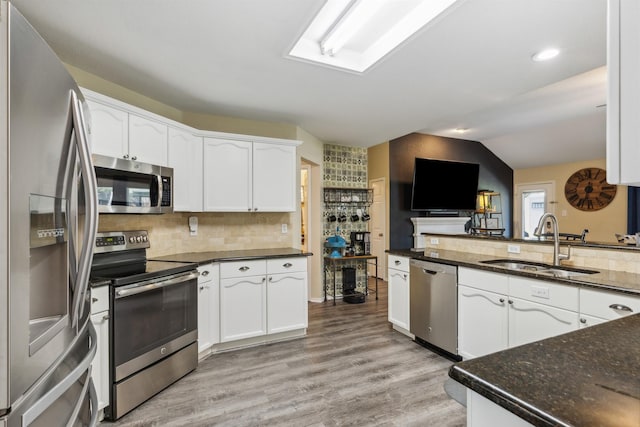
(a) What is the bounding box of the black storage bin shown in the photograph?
[342,267,364,304]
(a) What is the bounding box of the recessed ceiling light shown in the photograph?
[532,48,560,62]
[288,0,460,73]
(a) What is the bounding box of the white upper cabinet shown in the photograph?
[85,99,128,159]
[203,137,298,212]
[203,138,252,211]
[84,92,168,166]
[168,127,203,211]
[606,0,640,185]
[252,142,297,212]
[128,114,168,166]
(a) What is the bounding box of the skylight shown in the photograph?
[288,0,459,73]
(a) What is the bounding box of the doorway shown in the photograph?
[515,181,555,239]
[300,164,310,252]
[369,177,386,280]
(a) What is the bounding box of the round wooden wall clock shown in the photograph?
[564,167,617,211]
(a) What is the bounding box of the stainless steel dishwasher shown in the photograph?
[409,259,460,360]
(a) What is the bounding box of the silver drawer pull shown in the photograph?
[239,266,250,272]
[201,270,209,276]
[283,262,293,268]
[609,304,633,312]
[92,297,98,303]
[395,260,401,265]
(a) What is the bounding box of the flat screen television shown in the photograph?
[410,157,480,212]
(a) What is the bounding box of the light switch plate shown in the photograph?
[531,285,550,299]
[281,223,288,233]
[430,238,439,245]
[507,244,520,254]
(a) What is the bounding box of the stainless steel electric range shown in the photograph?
[90,230,199,421]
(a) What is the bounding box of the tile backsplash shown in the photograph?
[98,212,293,258]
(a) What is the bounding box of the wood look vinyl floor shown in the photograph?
[105,279,466,427]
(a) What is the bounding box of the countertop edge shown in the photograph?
[150,248,313,266]
[386,248,640,296]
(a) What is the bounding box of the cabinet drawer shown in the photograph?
[267,257,307,274]
[580,288,640,320]
[91,286,109,314]
[220,259,266,279]
[388,255,410,273]
[458,267,509,294]
[198,263,217,284]
[509,277,578,311]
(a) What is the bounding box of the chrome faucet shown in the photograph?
[534,213,571,266]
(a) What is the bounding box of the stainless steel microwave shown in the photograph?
[93,154,173,214]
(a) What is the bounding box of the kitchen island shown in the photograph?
[449,313,640,426]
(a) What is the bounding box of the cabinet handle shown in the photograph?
[508,300,513,305]
[609,304,633,312]
[580,318,587,324]
[254,207,258,211]
[268,276,273,282]
[201,270,209,276]
[92,297,98,303]
[395,260,401,265]
[131,156,137,161]
[262,277,266,282]
[103,314,110,321]
[123,154,129,159]
[403,274,407,279]
[499,298,505,303]
[199,286,205,291]
[239,266,250,272]
[283,262,293,268]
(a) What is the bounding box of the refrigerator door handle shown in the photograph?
[88,377,99,427]
[21,320,97,426]
[69,90,99,328]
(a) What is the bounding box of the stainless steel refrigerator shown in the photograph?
[0,2,99,426]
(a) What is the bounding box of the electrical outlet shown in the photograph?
[281,223,288,234]
[507,244,521,254]
[430,238,439,245]
[531,285,550,299]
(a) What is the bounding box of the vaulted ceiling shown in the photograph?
[12,0,607,169]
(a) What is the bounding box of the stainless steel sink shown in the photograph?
[480,259,599,277]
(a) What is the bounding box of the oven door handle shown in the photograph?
[115,271,199,299]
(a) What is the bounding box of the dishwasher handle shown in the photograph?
[422,269,440,275]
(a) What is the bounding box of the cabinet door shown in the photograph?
[220,276,266,342]
[252,142,296,212]
[387,268,410,330]
[267,272,308,334]
[508,298,578,348]
[203,138,252,211]
[607,0,640,185]
[197,263,219,353]
[168,127,203,211]
[128,114,168,166]
[458,285,508,359]
[90,310,110,411]
[86,100,128,159]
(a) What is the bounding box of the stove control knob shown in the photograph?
[129,236,135,243]
[143,235,148,242]
[136,236,142,243]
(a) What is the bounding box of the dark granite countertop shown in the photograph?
[386,248,640,296]
[150,247,312,265]
[449,313,640,427]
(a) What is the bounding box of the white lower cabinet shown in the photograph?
[507,298,578,348]
[197,263,219,354]
[458,267,579,359]
[219,257,308,344]
[387,255,411,333]
[579,287,640,328]
[457,286,508,360]
[90,286,110,414]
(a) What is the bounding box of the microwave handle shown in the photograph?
[156,174,163,207]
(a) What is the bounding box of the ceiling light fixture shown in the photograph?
[288,0,460,73]
[320,0,384,57]
[454,128,468,134]
[532,48,560,62]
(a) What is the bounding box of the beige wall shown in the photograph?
[514,158,627,244]
[368,142,390,249]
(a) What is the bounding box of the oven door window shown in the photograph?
[96,168,159,207]
[113,277,196,368]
